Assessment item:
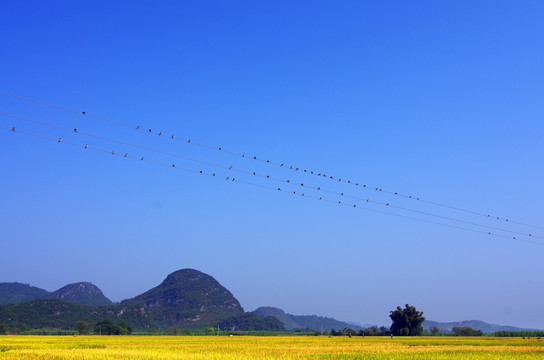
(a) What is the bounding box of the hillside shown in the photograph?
[0,299,154,330]
[253,306,361,331]
[120,268,244,329]
[49,282,113,306]
[0,283,50,304]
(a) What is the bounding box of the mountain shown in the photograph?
[0,283,50,304]
[120,268,244,329]
[49,282,113,306]
[0,299,154,330]
[0,269,244,331]
[423,320,539,333]
[253,307,362,331]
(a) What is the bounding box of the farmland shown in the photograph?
[1,335,543,359]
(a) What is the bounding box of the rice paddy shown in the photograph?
[1,335,543,359]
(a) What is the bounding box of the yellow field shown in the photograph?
[1,335,543,359]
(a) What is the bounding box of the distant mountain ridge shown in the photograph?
[0,281,112,306]
[423,320,539,333]
[0,283,50,304]
[253,306,362,331]
[1,274,539,332]
[0,269,244,331]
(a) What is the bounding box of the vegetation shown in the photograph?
[17,329,78,335]
[0,322,8,335]
[120,269,244,329]
[76,321,89,335]
[493,330,544,337]
[390,304,425,336]
[359,326,390,336]
[452,326,483,336]
[253,306,361,331]
[0,298,155,331]
[0,282,112,306]
[0,335,543,359]
[0,283,49,304]
[94,320,132,335]
[218,313,285,331]
[0,269,244,331]
[49,282,112,306]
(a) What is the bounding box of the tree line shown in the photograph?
[1,304,534,337]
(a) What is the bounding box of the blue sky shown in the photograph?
[1,1,543,329]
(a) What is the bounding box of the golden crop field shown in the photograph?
[1,335,543,359]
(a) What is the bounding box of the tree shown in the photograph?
[116,322,132,335]
[76,320,89,335]
[452,326,483,336]
[389,304,425,336]
[94,320,132,335]
[429,326,440,335]
[0,322,8,335]
[95,320,116,335]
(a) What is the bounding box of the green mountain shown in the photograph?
[120,268,244,329]
[0,269,244,331]
[253,306,362,331]
[0,283,50,304]
[49,282,113,306]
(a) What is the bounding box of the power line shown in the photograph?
[1,90,542,231]
[1,124,542,246]
[1,111,541,241]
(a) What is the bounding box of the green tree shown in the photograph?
[94,320,116,335]
[452,326,483,336]
[76,320,89,335]
[389,304,425,336]
[0,322,8,335]
[116,322,132,335]
[429,326,440,335]
[203,327,216,335]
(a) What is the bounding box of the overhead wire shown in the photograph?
[2,124,542,245]
[1,90,542,231]
[1,111,542,241]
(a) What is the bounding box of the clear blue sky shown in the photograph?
[1,1,543,329]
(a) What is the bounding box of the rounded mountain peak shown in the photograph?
[161,268,209,286]
[50,282,112,306]
[121,268,243,328]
